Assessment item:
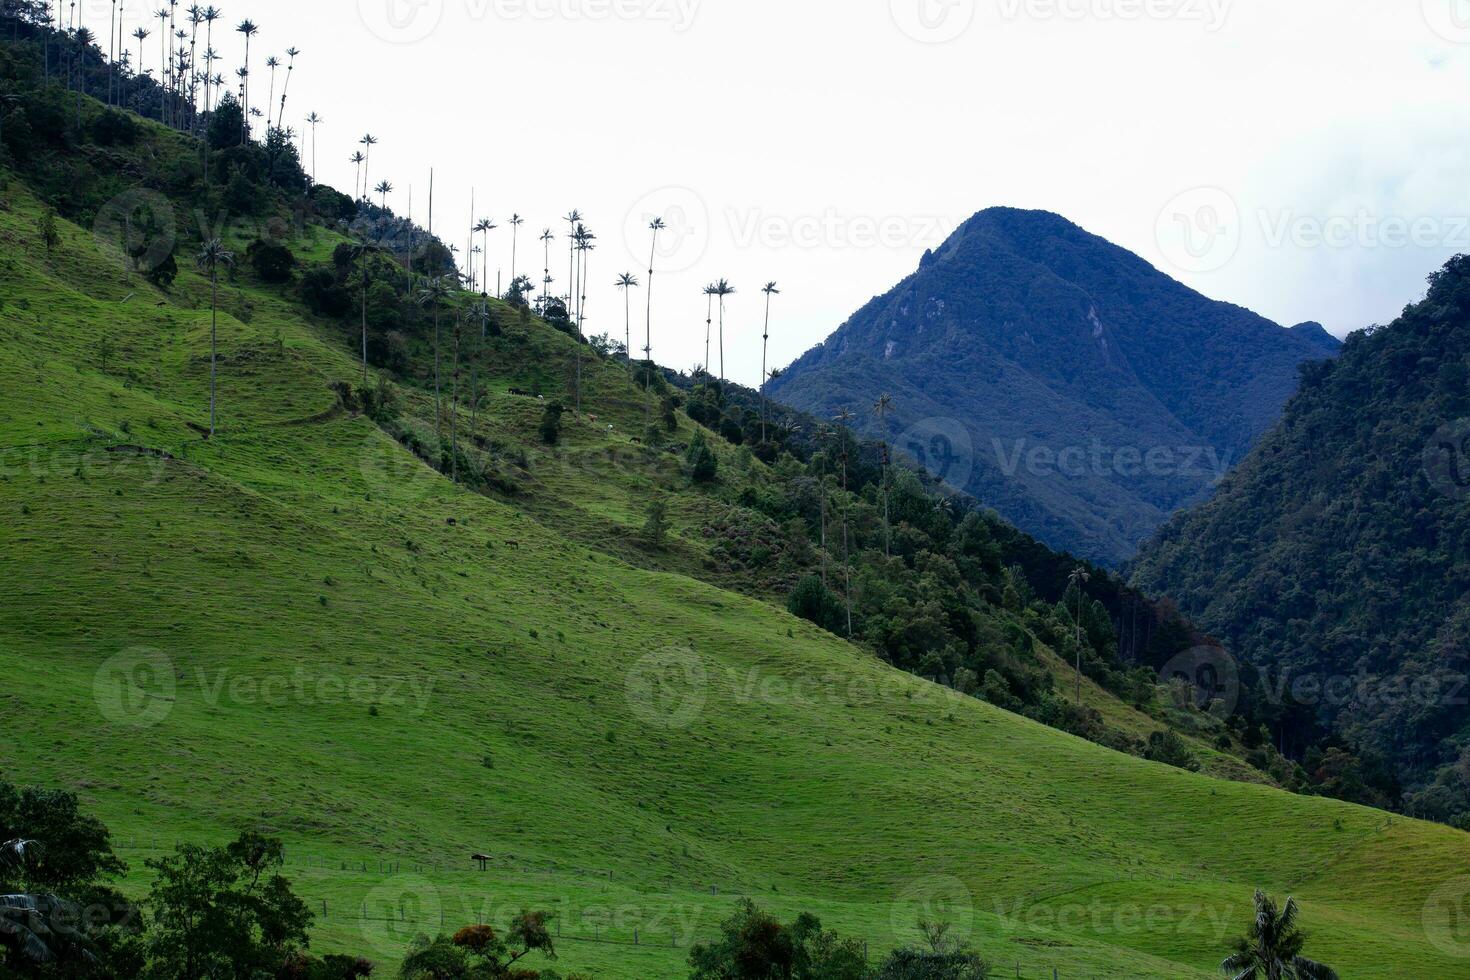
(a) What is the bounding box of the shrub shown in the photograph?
[91,109,139,146]
[686,432,717,483]
[300,267,352,317]
[247,239,295,283]
[787,576,844,634]
[1144,729,1202,772]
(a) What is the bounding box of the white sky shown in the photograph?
[85,0,1470,387]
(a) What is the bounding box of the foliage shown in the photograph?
[1144,730,1202,772]
[400,912,558,979]
[1132,255,1470,822]
[248,239,296,283]
[688,900,868,980]
[1220,891,1338,980]
[539,402,565,446]
[687,432,718,483]
[144,832,314,979]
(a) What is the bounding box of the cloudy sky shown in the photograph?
[86,0,1470,387]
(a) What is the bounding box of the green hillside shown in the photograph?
[2,32,1468,980]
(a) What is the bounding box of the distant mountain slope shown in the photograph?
[1130,256,1470,824]
[769,208,1338,564]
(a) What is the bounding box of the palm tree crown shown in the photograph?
[1221,891,1339,980]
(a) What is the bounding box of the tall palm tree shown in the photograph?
[464,297,490,434]
[539,228,555,308]
[562,210,582,307]
[616,273,639,365]
[132,25,149,108]
[834,408,856,638]
[375,180,393,211]
[154,8,168,120]
[702,283,716,375]
[107,0,117,104]
[643,216,665,392]
[760,281,780,442]
[359,134,377,199]
[201,5,220,113]
[873,393,893,556]
[713,279,734,382]
[263,55,279,126]
[1221,891,1339,980]
[305,112,323,183]
[185,6,201,124]
[234,18,256,138]
[416,275,456,437]
[1068,565,1091,704]
[574,225,596,333]
[196,239,234,438]
[345,239,386,384]
[474,218,496,297]
[276,46,299,130]
[507,213,524,288]
[349,151,365,202]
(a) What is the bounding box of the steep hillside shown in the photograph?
[1,30,1465,979]
[1132,256,1470,826]
[769,208,1338,565]
[5,171,1470,980]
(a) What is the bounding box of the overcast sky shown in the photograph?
[88,0,1470,387]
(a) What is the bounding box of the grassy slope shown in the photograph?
[2,175,1468,980]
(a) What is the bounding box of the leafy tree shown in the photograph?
[1144,730,1201,772]
[539,401,565,446]
[688,900,867,980]
[642,497,669,549]
[687,432,717,484]
[400,911,559,979]
[1220,891,1338,980]
[787,576,844,634]
[39,207,58,254]
[144,831,313,979]
[206,92,244,149]
[247,238,295,283]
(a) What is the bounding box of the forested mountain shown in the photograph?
[769,208,1339,565]
[1131,256,1470,826]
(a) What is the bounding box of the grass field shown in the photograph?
[2,161,1469,980]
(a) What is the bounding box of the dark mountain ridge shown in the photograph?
[770,207,1339,564]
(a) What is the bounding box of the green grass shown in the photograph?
[2,170,1469,980]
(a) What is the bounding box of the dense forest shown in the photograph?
[1132,257,1470,825]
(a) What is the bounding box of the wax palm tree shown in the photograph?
[131,25,149,106]
[343,239,387,383]
[359,134,377,199]
[562,209,582,306]
[873,393,893,556]
[539,228,554,308]
[1068,565,1090,704]
[643,216,665,387]
[713,279,734,382]
[349,151,365,202]
[234,18,256,137]
[1221,891,1339,980]
[305,112,323,183]
[574,225,596,333]
[702,282,716,374]
[196,239,234,438]
[154,8,168,119]
[616,273,639,366]
[185,6,201,121]
[276,46,299,130]
[507,213,524,287]
[474,218,496,297]
[375,180,393,211]
[201,5,220,112]
[416,275,456,436]
[263,55,279,124]
[759,281,780,442]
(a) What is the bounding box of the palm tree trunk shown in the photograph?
[360,281,369,384]
[209,268,218,437]
[450,327,460,483]
[433,306,442,438]
[761,292,771,442]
